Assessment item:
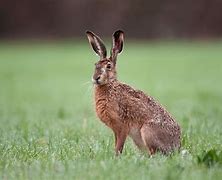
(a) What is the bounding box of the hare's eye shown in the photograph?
[106,63,111,69]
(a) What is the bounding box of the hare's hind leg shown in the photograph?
[140,123,162,155]
[129,127,147,151]
[141,122,181,155]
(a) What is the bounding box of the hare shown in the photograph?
[86,30,181,155]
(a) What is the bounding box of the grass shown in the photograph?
[0,40,222,179]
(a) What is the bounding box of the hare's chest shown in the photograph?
[95,100,108,120]
[95,98,119,126]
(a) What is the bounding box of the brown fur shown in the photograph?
[86,30,181,155]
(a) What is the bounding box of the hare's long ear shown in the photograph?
[86,31,107,59]
[111,30,124,63]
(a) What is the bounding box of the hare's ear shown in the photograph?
[111,30,124,63]
[86,31,107,59]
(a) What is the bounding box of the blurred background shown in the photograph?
[1,0,222,39]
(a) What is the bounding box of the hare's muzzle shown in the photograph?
[92,76,101,85]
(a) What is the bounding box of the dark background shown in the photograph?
[1,0,222,39]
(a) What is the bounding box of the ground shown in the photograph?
[0,40,222,179]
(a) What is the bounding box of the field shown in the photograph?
[0,40,222,179]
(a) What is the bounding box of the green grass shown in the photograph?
[0,40,222,179]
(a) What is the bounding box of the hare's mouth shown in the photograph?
[92,77,106,85]
[92,79,100,85]
[92,78,101,85]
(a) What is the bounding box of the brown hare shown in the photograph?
[86,30,181,155]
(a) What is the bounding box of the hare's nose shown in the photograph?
[95,76,100,81]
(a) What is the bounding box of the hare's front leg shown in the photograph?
[113,127,129,155]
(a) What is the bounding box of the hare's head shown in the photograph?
[86,30,124,85]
